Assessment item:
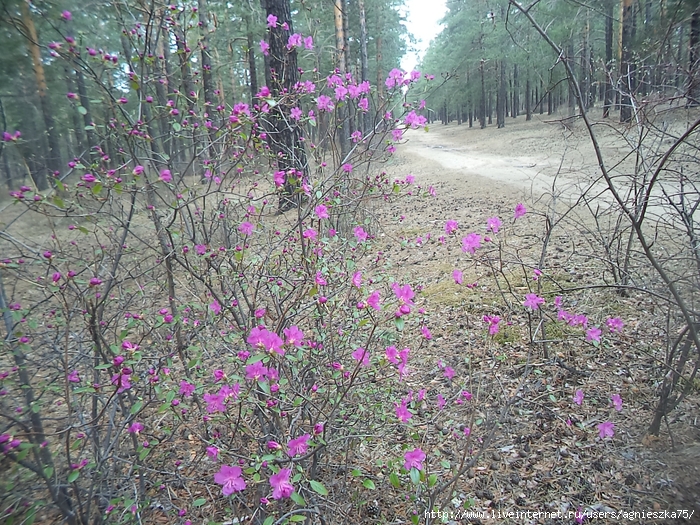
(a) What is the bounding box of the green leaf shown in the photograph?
[409,468,420,485]
[309,480,328,496]
[290,492,305,506]
[389,472,401,489]
[262,518,274,525]
[84,125,95,130]
[290,516,306,522]
[351,469,362,477]
[91,183,102,195]
[428,474,438,487]
[362,479,375,490]
[172,122,181,132]
[77,106,87,115]
[192,497,206,507]
[43,466,54,479]
[52,196,65,208]
[130,401,143,415]
[394,317,405,331]
[67,470,79,483]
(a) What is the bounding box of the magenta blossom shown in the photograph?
[314,204,329,219]
[611,394,623,411]
[597,421,615,439]
[514,203,527,219]
[445,219,459,235]
[239,221,254,235]
[453,269,463,285]
[523,293,545,310]
[214,465,246,496]
[573,389,584,405]
[67,370,80,383]
[247,326,284,355]
[353,226,368,242]
[403,448,426,470]
[395,398,412,423]
[461,233,482,254]
[351,347,370,366]
[483,315,501,335]
[606,317,624,333]
[269,468,294,499]
[586,326,602,342]
[287,434,311,457]
[487,216,502,233]
[283,325,304,346]
[128,422,143,434]
[366,290,380,310]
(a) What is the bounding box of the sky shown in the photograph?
[400,0,447,71]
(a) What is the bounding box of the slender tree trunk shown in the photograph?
[512,63,519,117]
[567,43,576,116]
[620,0,635,122]
[497,60,506,128]
[479,59,486,128]
[358,0,370,133]
[603,0,614,117]
[261,0,308,210]
[375,4,383,100]
[334,0,350,160]
[688,6,700,105]
[197,0,218,154]
[246,16,259,105]
[21,0,56,190]
[525,66,532,120]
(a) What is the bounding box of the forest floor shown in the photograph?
[361,107,700,524]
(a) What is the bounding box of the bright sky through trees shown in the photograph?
[401,0,446,71]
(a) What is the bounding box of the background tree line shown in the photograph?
[419,0,700,127]
[0,0,408,192]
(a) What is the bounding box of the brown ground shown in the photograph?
[360,110,700,524]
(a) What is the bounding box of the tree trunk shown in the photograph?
[246,16,259,104]
[20,0,56,190]
[358,0,371,133]
[497,60,506,128]
[525,67,532,120]
[375,4,383,100]
[261,0,308,210]
[620,0,635,122]
[479,59,486,128]
[334,0,350,160]
[512,63,519,117]
[688,6,700,105]
[603,0,614,117]
[197,0,218,154]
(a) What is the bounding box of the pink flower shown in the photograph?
[259,40,269,56]
[597,421,615,439]
[358,98,369,111]
[461,233,482,254]
[351,347,370,366]
[61,10,72,20]
[486,216,502,233]
[179,380,195,397]
[245,362,268,381]
[606,317,624,333]
[266,14,277,27]
[483,315,501,335]
[403,448,426,470]
[274,170,285,187]
[386,346,399,364]
[611,394,623,411]
[443,366,455,380]
[437,394,446,410]
[247,326,284,355]
[283,326,304,346]
[366,290,380,311]
[314,204,329,219]
[269,468,294,499]
[352,271,362,288]
[203,392,226,413]
[316,95,334,112]
[445,219,459,235]
[214,465,246,495]
[453,270,463,285]
[67,370,80,383]
[128,422,144,434]
[209,300,221,315]
[287,33,302,49]
[514,203,527,219]
[159,169,172,182]
[206,446,219,460]
[353,226,368,242]
[111,372,131,393]
[287,434,310,456]
[573,389,584,405]
[523,293,545,310]
[586,326,602,342]
[421,326,432,340]
[395,398,412,423]
[239,221,254,235]
[304,35,314,49]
